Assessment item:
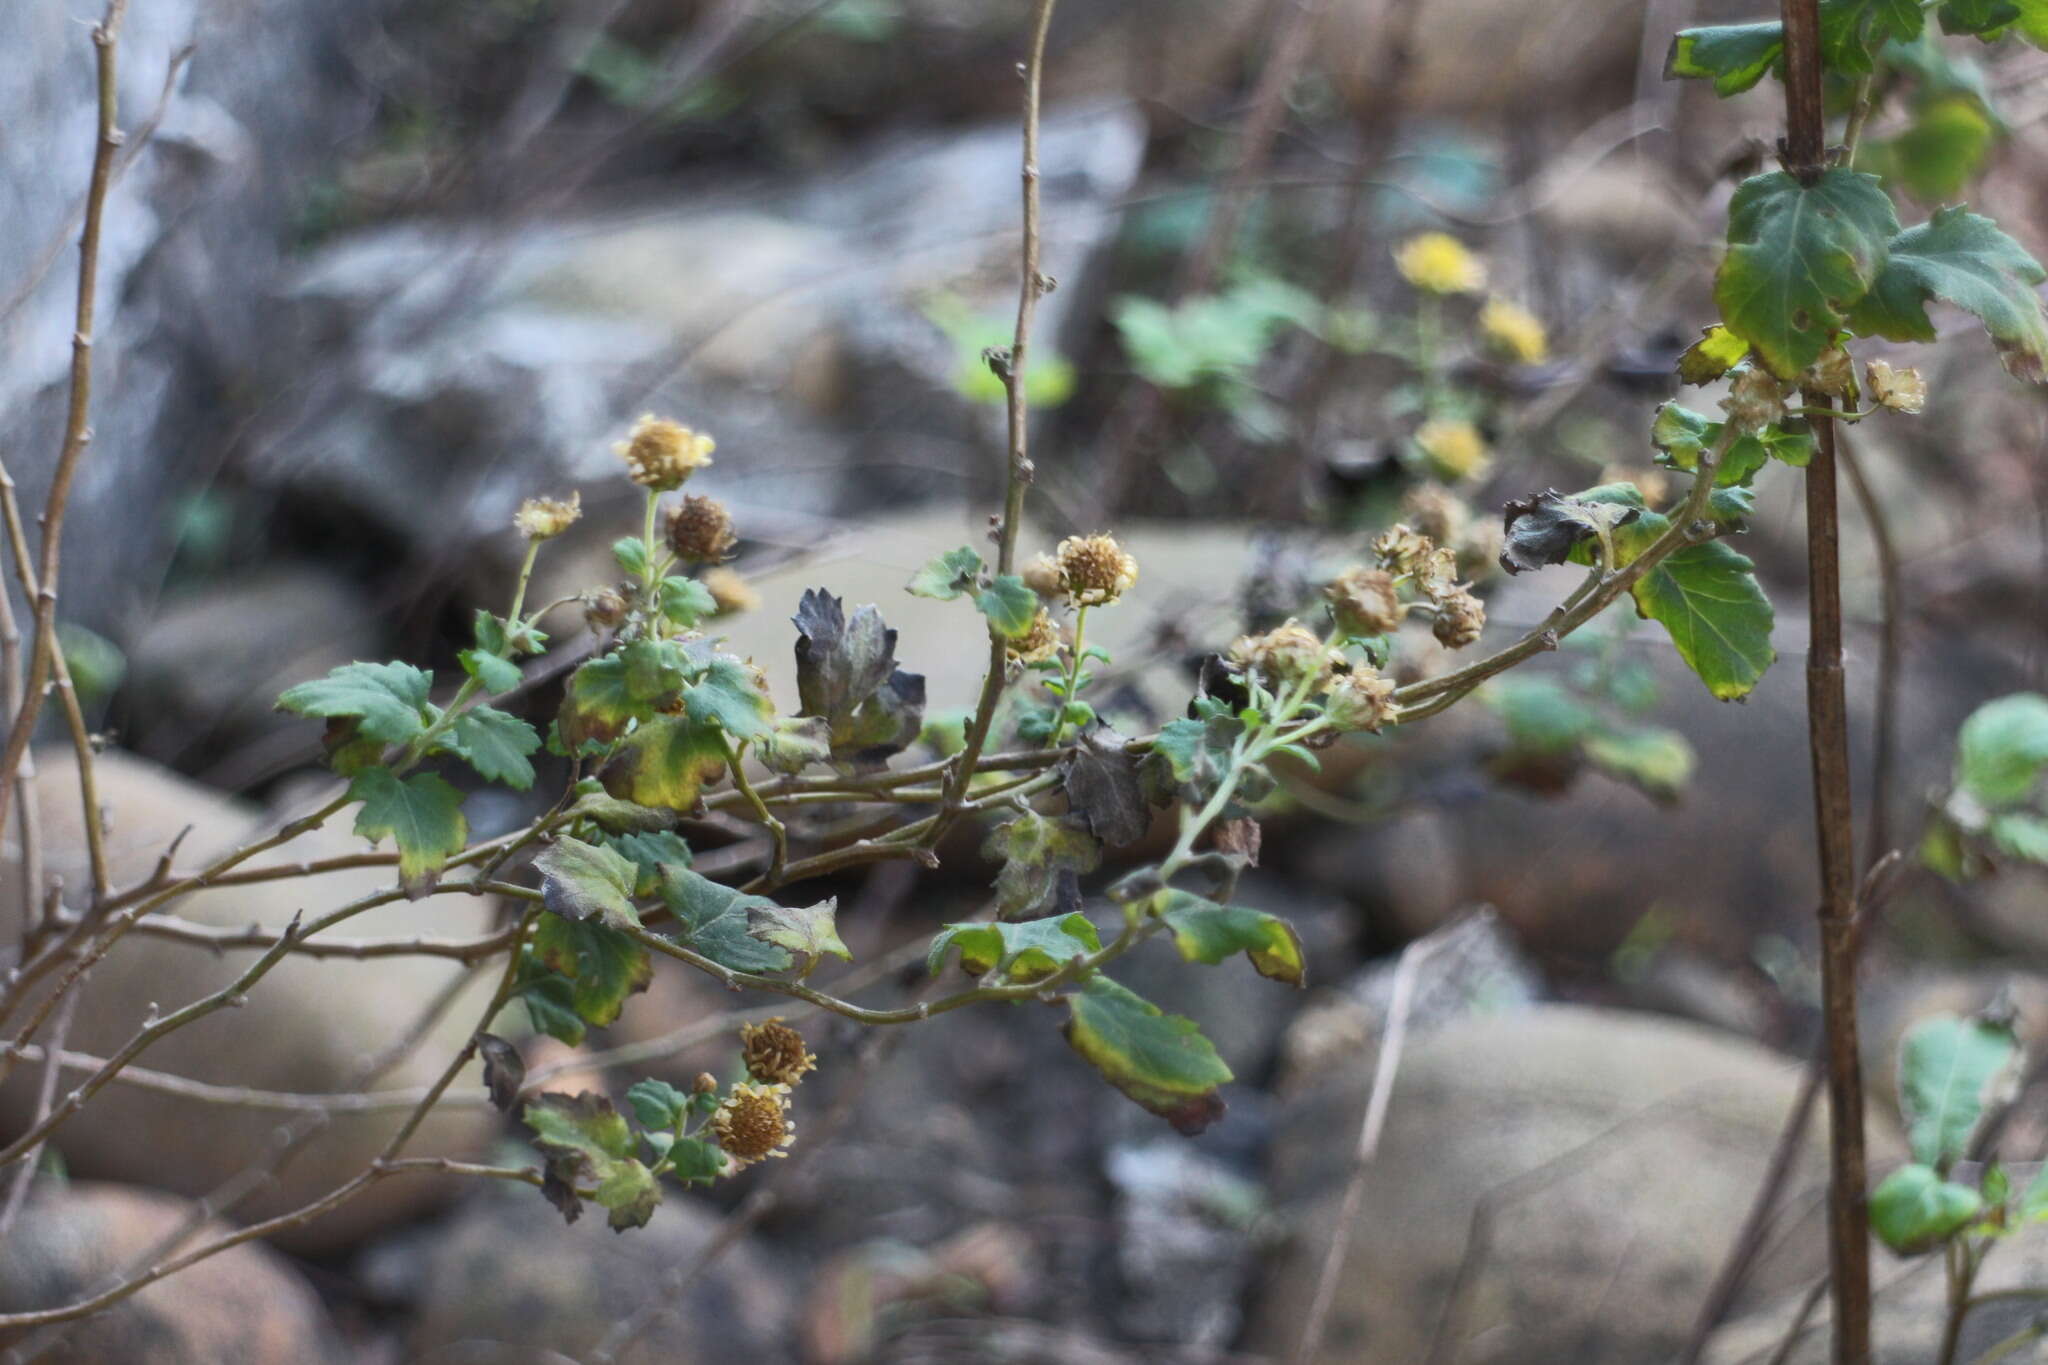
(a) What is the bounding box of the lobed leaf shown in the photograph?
[533,913,653,1030]
[1871,1162,1983,1254]
[533,836,643,929]
[1716,170,1900,378]
[974,575,1039,639]
[657,865,795,974]
[600,714,729,810]
[1149,890,1305,986]
[522,1092,660,1230]
[449,705,541,790]
[348,767,468,892]
[1956,693,2048,806]
[749,898,851,975]
[1665,22,1783,95]
[1847,207,2048,383]
[907,545,987,600]
[927,912,1101,983]
[985,810,1102,919]
[793,589,927,769]
[278,661,432,746]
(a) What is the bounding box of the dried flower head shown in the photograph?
[1721,366,1789,434]
[667,494,738,565]
[582,586,628,633]
[1324,567,1404,638]
[1416,546,1461,601]
[616,414,714,490]
[1325,667,1397,732]
[740,1018,817,1086]
[710,1081,794,1167]
[1479,298,1548,364]
[1400,483,1469,549]
[1022,553,1066,600]
[1229,620,1337,690]
[1055,533,1139,607]
[702,566,760,615]
[691,1072,719,1096]
[1007,608,1062,664]
[1395,233,1486,295]
[1804,347,1858,401]
[1414,419,1492,483]
[1866,359,1926,414]
[514,491,582,541]
[1372,524,1436,575]
[1431,586,1486,649]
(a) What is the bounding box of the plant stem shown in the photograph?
[1782,0,1872,1357]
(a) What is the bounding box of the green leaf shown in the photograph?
[749,898,851,975]
[985,810,1102,919]
[907,546,987,600]
[1633,540,1775,701]
[513,948,587,1045]
[1676,325,1751,384]
[449,705,541,790]
[613,536,650,579]
[1899,1013,2017,1169]
[1871,1163,1983,1254]
[1150,890,1306,987]
[558,655,640,749]
[927,912,1102,983]
[348,767,468,891]
[620,639,689,703]
[663,1136,728,1184]
[2019,1162,2048,1222]
[755,715,833,775]
[660,576,717,628]
[1990,811,2048,863]
[1063,976,1232,1135]
[1939,0,2022,35]
[278,661,432,746]
[473,610,509,657]
[568,787,677,834]
[974,575,1039,639]
[534,835,643,929]
[1486,676,1597,754]
[625,1078,690,1131]
[1665,22,1783,95]
[1584,724,1697,803]
[683,655,774,742]
[522,1092,661,1230]
[604,829,693,898]
[793,589,926,769]
[1649,404,1772,487]
[1885,97,1997,202]
[1823,0,1927,71]
[534,913,653,1029]
[656,864,794,974]
[1847,207,2048,382]
[1716,170,1900,378]
[601,714,729,810]
[1957,693,2048,806]
[460,649,523,695]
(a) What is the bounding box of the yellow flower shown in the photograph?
[1414,419,1491,482]
[1395,233,1486,295]
[615,414,714,491]
[1479,298,1548,364]
[710,1081,795,1168]
[513,491,582,541]
[1866,359,1926,414]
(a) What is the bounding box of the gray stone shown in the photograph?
[0,1180,341,1364]
[1245,1006,1849,1365]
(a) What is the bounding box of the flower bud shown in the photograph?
[1229,620,1337,690]
[1325,668,1397,731]
[1803,347,1858,401]
[1372,524,1435,575]
[1431,586,1486,649]
[1400,482,1469,549]
[1324,567,1404,638]
[582,587,628,632]
[702,566,760,615]
[1414,419,1492,483]
[691,1072,719,1096]
[1022,553,1066,600]
[666,494,737,565]
[1721,366,1788,435]
[1007,608,1062,664]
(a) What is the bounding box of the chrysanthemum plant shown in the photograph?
[6,2,2048,1355]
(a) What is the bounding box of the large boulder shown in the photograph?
[1244,1006,1849,1364]
[0,1180,341,1364]
[0,749,500,1253]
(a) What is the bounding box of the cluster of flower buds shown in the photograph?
[1025,533,1140,608]
[1364,523,1487,651]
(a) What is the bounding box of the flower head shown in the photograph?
[1414,419,1491,483]
[1721,366,1789,435]
[616,414,714,491]
[1372,524,1436,575]
[1325,667,1397,732]
[1229,620,1337,690]
[1396,233,1486,295]
[514,491,582,541]
[1804,347,1858,401]
[1324,567,1404,638]
[710,1081,795,1168]
[1431,586,1486,649]
[702,567,760,615]
[1866,359,1926,414]
[582,586,628,632]
[666,494,737,565]
[740,1018,817,1087]
[1007,608,1062,664]
[1055,533,1139,607]
[1479,298,1548,364]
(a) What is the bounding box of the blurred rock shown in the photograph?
[121,566,382,766]
[1319,0,1646,117]
[0,1180,341,1364]
[405,1181,792,1365]
[1246,1006,1839,1365]
[1106,1139,1266,1346]
[800,1221,1032,1365]
[0,749,499,1253]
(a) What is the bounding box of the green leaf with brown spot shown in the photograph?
[600,714,729,810]
[1148,890,1306,987]
[533,913,653,1030]
[927,912,1101,982]
[521,1092,660,1230]
[1716,170,1900,378]
[348,767,468,892]
[1063,976,1232,1135]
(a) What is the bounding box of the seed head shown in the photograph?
[1866,359,1926,414]
[1007,608,1062,664]
[1022,553,1066,600]
[1325,668,1398,732]
[710,1081,795,1168]
[1229,620,1337,690]
[702,566,760,615]
[1416,546,1461,601]
[1400,483,1469,549]
[616,414,714,491]
[1479,298,1548,364]
[740,1018,817,1087]
[1431,586,1486,649]
[667,494,738,565]
[514,491,582,541]
[1415,419,1492,483]
[1324,567,1404,638]
[1055,533,1138,607]
[582,587,628,632]
[1395,233,1486,295]
[1372,524,1436,575]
